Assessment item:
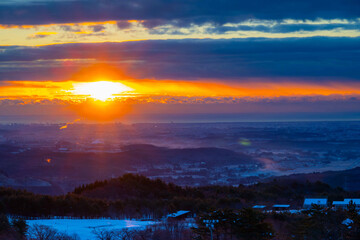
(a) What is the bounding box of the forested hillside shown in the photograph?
[1,174,358,219]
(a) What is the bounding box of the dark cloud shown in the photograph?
[0,37,359,81]
[90,24,106,32]
[116,21,132,29]
[0,0,358,25]
[60,24,105,33]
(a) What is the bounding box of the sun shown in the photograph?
[72,81,133,101]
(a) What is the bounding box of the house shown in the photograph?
[333,200,346,209]
[303,198,328,209]
[253,205,266,210]
[333,199,360,209]
[272,204,290,211]
[344,199,360,208]
[166,210,191,221]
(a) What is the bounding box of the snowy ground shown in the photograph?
[26,219,157,240]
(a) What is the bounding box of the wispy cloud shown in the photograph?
[27,31,58,39]
[1,18,360,46]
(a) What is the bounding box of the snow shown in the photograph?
[342,218,353,228]
[26,219,157,240]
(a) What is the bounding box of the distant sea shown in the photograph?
[1,112,360,124]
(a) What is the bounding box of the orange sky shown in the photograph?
[1,79,360,100]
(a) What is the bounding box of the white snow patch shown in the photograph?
[26,219,157,240]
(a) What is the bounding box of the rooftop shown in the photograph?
[333,199,360,205]
[273,204,290,208]
[304,198,328,205]
[167,210,191,218]
[253,205,266,209]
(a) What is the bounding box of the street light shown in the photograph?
[203,219,219,240]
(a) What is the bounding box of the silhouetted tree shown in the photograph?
[11,218,27,237]
[294,204,347,240]
[27,224,79,240]
[0,214,10,233]
[234,208,274,240]
[194,208,273,239]
[27,224,58,240]
[346,201,360,239]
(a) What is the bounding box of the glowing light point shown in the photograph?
[239,138,251,146]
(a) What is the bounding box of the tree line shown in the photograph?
[1,174,359,219]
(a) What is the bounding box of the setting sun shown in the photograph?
[72,81,133,101]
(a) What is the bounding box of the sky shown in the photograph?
[0,0,359,123]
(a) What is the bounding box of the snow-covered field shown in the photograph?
[26,219,157,240]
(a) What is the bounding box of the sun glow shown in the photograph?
[72,81,133,101]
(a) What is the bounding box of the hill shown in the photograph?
[0,144,258,194]
[265,167,360,191]
[1,174,359,219]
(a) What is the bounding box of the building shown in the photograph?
[253,205,266,210]
[272,204,290,211]
[166,210,191,221]
[303,198,328,209]
[333,199,360,209]
[333,200,346,209]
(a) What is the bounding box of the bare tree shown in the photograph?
[27,224,58,240]
[132,228,152,240]
[92,229,117,240]
[27,224,79,240]
[55,232,80,240]
[117,229,136,240]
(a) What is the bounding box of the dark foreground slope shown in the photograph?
[2,176,360,239]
